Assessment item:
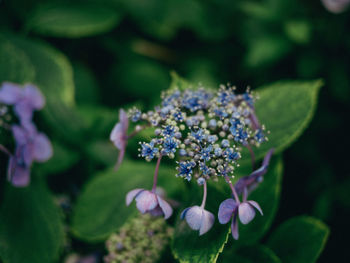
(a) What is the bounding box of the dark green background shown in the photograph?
[0,0,349,262]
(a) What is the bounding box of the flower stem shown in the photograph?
[200,180,207,209]
[225,176,240,204]
[246,144,256,171]
[152,154,162,192]
[0,144,11,156]
[127,124,150,139]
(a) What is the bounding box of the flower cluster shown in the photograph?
[0,82,53,187]
[110,83,273,239]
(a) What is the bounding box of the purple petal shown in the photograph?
[156,196,173,219]
[33,133,53,162]
[262,148,274,167]
[199,210,215,235]
[321,0,350,14]
[126,188,144,206]
[7,157,30,187]
[110,123,125,150]
[218,198,237,224]
[184,206,203,230]
[23,84,45,109]
[21,144,34,166]
[12,125,28,145]
[114,147,125,171]
[135,190,158,213]
[14,102,34,124]
[238,202,256,224]
[248,200,263,215]
[149,206,164,217]
[0,82,22,104]
[119,109,129,132]
[231,215,239,240]
[180,207,191,220]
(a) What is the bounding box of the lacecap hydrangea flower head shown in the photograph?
[110,81,274,240]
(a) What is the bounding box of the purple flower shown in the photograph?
[126,188,173,219]
[7,123,53,187]
[234,148,274,195]
[180,206,215,235]
[0,82,45,125]
[218,197,263,240]
[110,109,129,170]
[321,0,350,13]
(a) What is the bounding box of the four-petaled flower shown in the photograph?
[126,188,173,219]
[162,137,178,155]
[177,161,195,180]
[141,141,159,161]
[181,206,215,236]
[0,82,45,125]
[8,123,52,187]
[110,109,129,170]
[218,193,263,240]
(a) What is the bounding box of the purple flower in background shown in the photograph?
[7,123,53,187]
[218,192,263,240]
[0,82,45,125]
[181,205,215,235]
[126,188,173,219]
[321,0,350,13]
[110,109,129,170]
[234,148,274,195]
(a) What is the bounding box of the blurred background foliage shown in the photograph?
[0,0,349,262]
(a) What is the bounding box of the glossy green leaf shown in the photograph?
[241,80,323,162]
[3,33,88,144]
[219,245,282,263]
[71,160,185,242]
[245,36,292,68]
[171,184,230,263]
[234,156,283,245]
[267,216,329,263]
[26,3,122,38]
[0,37,35,84]
[0,181,64,263]
[35,141,80,175]
[73,62,100,105]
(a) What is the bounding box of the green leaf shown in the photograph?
[35,141,80,175]
[242,80,323,162]
[0,37,35,84]
[245,35,292,68]
[267,216,330,263]
[234,156,283,245]
[73,62,100,105]
[3,33,88,144]
[284,20,311,44]
[219,245,282,263]
[171,156,282,263]
[171,185,230,263]
[0,181,64,263]
[26,3,122,38]
[71,160,185,242]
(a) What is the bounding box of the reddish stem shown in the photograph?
[0,144,11,156]
[200,180,208,209]
[225,175,240,204]
[246,144,256,171]
[152,154,162,192]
